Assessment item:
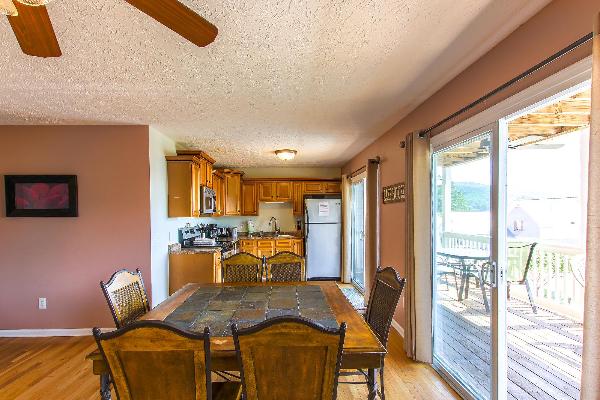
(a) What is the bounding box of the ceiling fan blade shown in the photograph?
[124,0,217,47]
[8,2,61,57]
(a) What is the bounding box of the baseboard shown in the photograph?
[0,328,112,337]
[391,319,404,338]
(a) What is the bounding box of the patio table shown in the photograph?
[436,248,491,312]
[87,281,385,400]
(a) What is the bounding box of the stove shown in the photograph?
[179,224,238,258]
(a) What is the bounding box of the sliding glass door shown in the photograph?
[350,175,366,291]
[432,123,507,400]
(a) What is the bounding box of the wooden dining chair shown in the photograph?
[265,251,305,282]
[232,316,347,400]
[100,268,150,328]
[341,267,405,400]
[222,252,263,283]
[93,321,241,400]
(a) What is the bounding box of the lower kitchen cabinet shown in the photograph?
[238,238,304,257]
[169,251,222,294]
[240,240,257,255]
[257,240,275,258]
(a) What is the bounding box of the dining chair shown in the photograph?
[341,267,405,400]
[265,251,305,282]
[93,321,241,400]
[100,268,150,329]
[507,242,538,313]
[222,252,263,283]
[231,316,346,400]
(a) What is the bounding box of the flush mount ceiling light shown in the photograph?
[15,0,54,6]
[0,0,18,15]
[274,149,297,161]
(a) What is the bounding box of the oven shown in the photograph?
[199,186,216,214]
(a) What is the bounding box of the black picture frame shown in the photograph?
[4,175,78,217]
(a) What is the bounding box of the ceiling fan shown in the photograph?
[0,0,218,58]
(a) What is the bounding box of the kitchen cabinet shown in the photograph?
[223,170,243,216]
[292,239,304,256]
[166,157,201,217]
[303,180,341,195]
[169,251,222,294]
[258,182,275,201]
[275,239,293,253]
[303,181,324,194]
[206,162,213,188]
[240,240,257,255]
[212,171,225,217]
[275,181,292,201]
[257,240,275,258]
[241,182,258,216]
[324,182,341,193]
[258,181,292,202]
[166,150,216,217]
[293,182,303,216]
[239,237,304,257]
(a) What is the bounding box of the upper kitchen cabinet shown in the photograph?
[303,181,324,194]
[324,182,341,193]
[242,181,258,216]
[166,150,216,218]
[258,181,292,202]
[222,169,243,216]
[212,170,225,217]
[293,181,303,216]
[303,180,341,194]
[166,156,201,217]
[175,150,216,188]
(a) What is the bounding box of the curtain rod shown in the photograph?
[420,32,594,137]
[348,157,380,178]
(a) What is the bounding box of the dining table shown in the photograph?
[436,248,491,312]
[87,281,385,400]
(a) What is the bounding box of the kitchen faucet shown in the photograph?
[269,217,280,234]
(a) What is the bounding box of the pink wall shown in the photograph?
[0,126,151,329]
[343,0,600,325]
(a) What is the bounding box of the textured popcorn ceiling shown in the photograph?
[0,0,550,167]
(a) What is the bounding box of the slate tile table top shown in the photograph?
[165,285,338,336]
[88,281,385,390]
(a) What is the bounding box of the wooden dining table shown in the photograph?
[87,281,385,400]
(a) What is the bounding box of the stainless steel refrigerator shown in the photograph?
[304,196,342,280]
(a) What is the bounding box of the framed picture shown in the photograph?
[4,175,78,217]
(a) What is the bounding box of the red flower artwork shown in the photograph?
[14,183,69,210]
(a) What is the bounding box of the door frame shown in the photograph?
[431,122,506,400]
[429,56,592,400]
[349,172,367,293]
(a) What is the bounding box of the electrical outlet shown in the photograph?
[38,297,47,310]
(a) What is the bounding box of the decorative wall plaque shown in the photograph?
[383,182,405,204]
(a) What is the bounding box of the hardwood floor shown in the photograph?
[0,329,459,399]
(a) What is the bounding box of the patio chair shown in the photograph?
[507,242,538,313]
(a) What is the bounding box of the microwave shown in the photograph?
[199,186,216,214]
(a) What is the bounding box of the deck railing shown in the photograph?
[440,232,585,307]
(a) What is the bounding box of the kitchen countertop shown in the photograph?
[238,231,304,239]
[169,243,222,255]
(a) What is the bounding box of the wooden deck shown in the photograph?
[435,281,582,400]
